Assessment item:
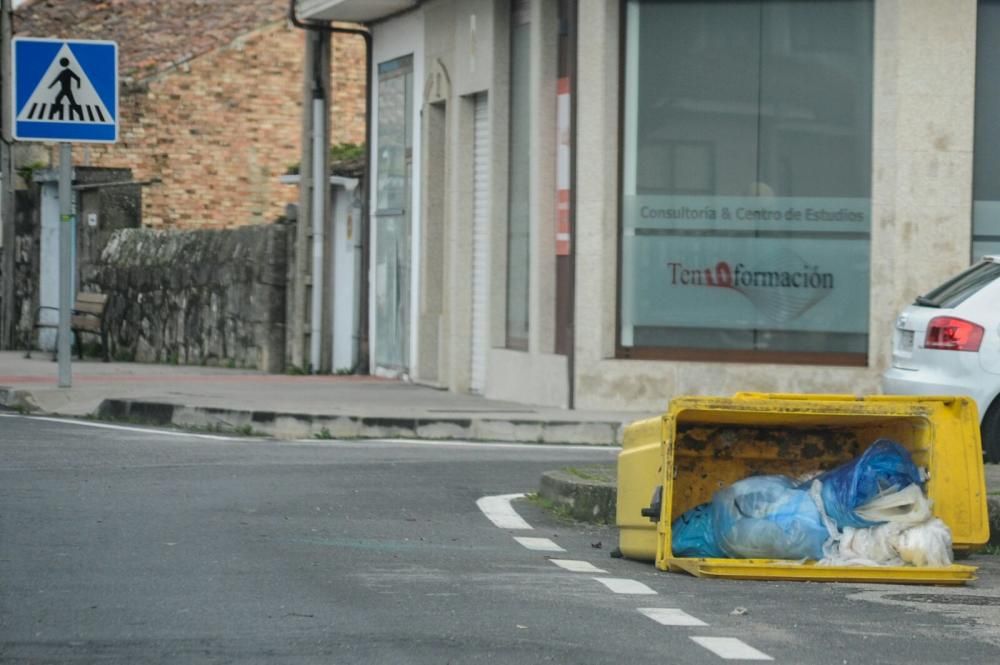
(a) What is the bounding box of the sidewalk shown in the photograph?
[0,352,651,445]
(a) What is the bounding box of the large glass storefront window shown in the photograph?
[619,0,873,363]
[507,0,532,350]
[374,55,414,372]
[974,1,1000,260]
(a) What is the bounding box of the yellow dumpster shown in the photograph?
[617,394,990,585]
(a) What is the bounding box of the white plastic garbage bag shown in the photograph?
[854,484,933,526]
[819,484,953,567]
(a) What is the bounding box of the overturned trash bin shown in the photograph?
[617,394,990,585]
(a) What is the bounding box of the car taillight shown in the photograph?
[924,316,984,351]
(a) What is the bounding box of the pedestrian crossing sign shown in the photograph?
[12,37,118,143]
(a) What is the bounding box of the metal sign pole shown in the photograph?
[58,142,72,388]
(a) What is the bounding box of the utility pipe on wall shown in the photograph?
[310,96,326,372]
[290,0,372,374]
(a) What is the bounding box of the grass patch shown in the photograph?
[525,492,576,522]
[313,427,334,440]
[563,466,614,483]
[980,543,1000,556]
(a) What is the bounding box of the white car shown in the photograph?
[882,255,1000,463]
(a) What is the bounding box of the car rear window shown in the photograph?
[916,259,1000,308]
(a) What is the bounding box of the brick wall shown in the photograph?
[61,22,366,228]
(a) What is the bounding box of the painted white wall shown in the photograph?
[36,176,79,352]
[38,181,61,351]
[479,0,570,408]
[331,178,361,372]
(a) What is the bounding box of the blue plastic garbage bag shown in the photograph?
[803,439,923,529]
[712,476,827,559]
[672,476,828,560]
[671,503,727,558]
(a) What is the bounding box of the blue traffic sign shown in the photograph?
[12,37,118,143]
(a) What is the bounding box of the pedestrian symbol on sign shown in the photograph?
[48,58,84,121]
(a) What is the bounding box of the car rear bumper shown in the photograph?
[882,367,989,423]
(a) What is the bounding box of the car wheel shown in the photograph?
[982,401,1000,464]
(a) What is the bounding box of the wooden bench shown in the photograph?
[27,292,110,362]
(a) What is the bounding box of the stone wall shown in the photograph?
[2,191,40,350]
[87,224,289,372]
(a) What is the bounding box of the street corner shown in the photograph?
[538,465,617,524]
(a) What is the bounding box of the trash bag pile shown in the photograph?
[671,439,954,567]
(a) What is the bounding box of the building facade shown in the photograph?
[300,0,999,413]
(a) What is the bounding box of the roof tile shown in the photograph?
[15,0,290,81]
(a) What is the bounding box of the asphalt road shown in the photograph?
[1,413,999,664]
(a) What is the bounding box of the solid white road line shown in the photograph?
[594,577,656,595]
[0,414,243,441]
[637,607,708,626]
[352,438,621,452]
[476,493,533,530]
[550,559,608,574]
[690,637,773,661]
[513,537,565,552]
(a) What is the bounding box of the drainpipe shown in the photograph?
[0,0,14,350]
[566,0,578,409]
[290,0,373,374]
[309,92,325,372]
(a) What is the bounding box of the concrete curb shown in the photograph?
[989,497,1000,546]
[538,467,617,523]
[0,387,39,413]
[94,398,626,445]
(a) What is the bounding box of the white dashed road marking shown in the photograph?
[513,537,565,553]
[595,577,657,595]
[477,492,776,661]
[549,559,607,574]
[690,637,773,661]
[638,607,708,626]
[476,493,532,529]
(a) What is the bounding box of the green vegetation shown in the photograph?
[16,160,47,184]
[330,142,365,162]
[525,492,576,522]
[313,427,334,440]
[563,466,615,483]
[285,143,366,176]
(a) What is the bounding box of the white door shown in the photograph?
[469,94,490,393]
